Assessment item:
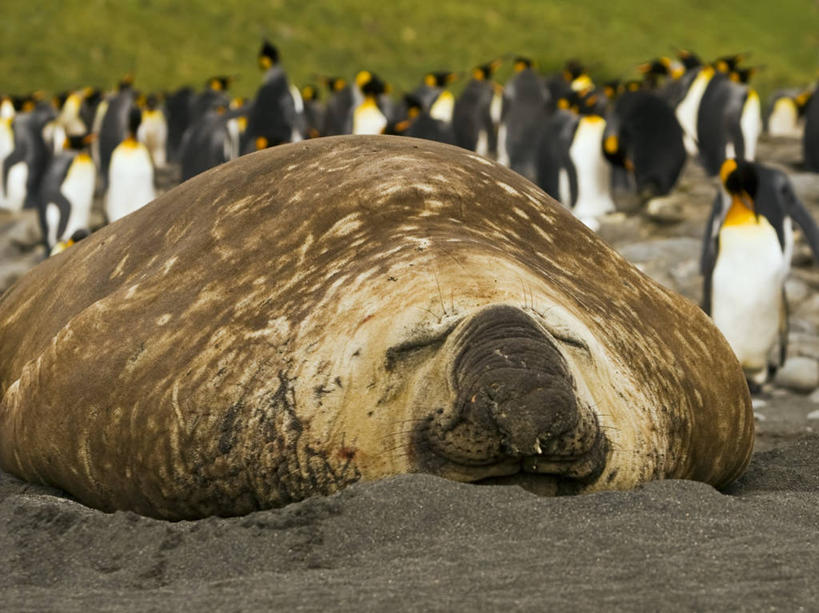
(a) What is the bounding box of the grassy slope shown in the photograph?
[0,0,817,101]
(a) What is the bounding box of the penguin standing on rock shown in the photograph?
[38,133,96,253]
[106,107,155,223]
[702,158,819,389]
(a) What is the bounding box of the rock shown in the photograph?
[785,277,810,308]
[794,293,819,330]
[617,237,702,303]
[774,356,819,393]
[0,209,41,251]
[808,409,819,419]
[810,388,819,404]
[597,214,647,248]
[788,332,819,360]
[0,247,45,294]
[645,195,687,224]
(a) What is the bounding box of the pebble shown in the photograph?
[774,356,819,393]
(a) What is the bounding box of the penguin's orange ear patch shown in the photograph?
[720,159,738,185]
[255,136,268,150]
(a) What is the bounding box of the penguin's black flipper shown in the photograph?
[700,192,722,314]
[700,192,722,274]
[780,177,819,263]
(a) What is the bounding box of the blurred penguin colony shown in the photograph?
[1,41,819,388]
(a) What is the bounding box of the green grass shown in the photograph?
[1,0,817,102]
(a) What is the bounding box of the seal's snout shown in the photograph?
[415,304,605,484]
[451,305,578,457]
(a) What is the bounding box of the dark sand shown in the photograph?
[2,399,818,611]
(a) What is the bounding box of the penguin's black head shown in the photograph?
[118,75,134,91]
[66,134,87,150]
[128,106,143,136]
[795,90,813,115]
[603,130,630,169]
[207,76,231,91]
[301,84,319,101]
[603,80,623,100]
[714,54,744,74]
[677,49,702,70]
[513,57,533,72]
[403,93,424,114]
[325,77,347,92]
[361,73,387,97]
[55,91,70,110]
[70,229,89,243]
[562,59,585,82]
[730,67,756,84]
[83,88,103,107]
[259,39,279,70]
[425,72,455,88]
[144,93,159,111]
[474,59,500,80]
[721,159,758,200]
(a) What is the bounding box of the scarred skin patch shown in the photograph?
[0,136,753,520]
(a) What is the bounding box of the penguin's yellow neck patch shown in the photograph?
[121,137,140,149]
[723,195,757,227]
[76,152,92,163]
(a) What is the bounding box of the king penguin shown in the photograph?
[535,108,615,231]
[497,57,551,181]
[97,77,136,189]
[603,90,686,199]
[803,84,819,172]
[38,133,96,253]
[453,60,500,155]
[106,107,156,223]
[0,98,15,204]
[352,71,388,135]
[244,40,298,152]
[696,65,761,176]
[321,77,354,136]
[137,93,168,168]
[766,89,811,138]
[702,158,819,388]
[1,101,53,211]
[164,86,195,163]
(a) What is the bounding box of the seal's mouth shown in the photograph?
[417,425,608,494]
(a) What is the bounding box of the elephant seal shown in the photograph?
[0,136,753,520]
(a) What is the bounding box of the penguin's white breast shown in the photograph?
[712,219,789,369]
